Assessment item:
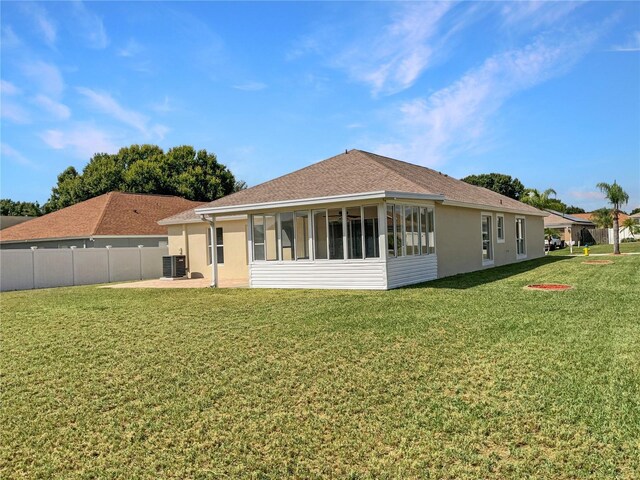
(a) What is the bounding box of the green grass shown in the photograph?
[2,255,639,479]
[548,241,640,256]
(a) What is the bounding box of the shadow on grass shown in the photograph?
[405,256,571,290]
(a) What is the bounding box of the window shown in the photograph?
[216,227,224,264]
[280,212,294,261]
[482,214,493,263]
[363,206,379,258]
[313,209,328,260]
[394,205,404,256]
[207,227,213,265]
[516,217,526,257]
[497,214,505,243]
[295,211,310,260]
[420,208,428,255]
[404,206,415,256]
[328,208,344,260]
[346,206,362,259]
[253,215,265,261]
[387,205,395,256]
[427,208,435,254]
[265,215,277,261]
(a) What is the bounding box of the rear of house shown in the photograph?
[160,150,545,289]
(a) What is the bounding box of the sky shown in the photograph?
[1,1,639,211]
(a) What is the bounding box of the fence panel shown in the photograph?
[0,250,34,291]
[73,249,110,285]
[0,246,168,291]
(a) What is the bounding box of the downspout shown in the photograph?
[201,214,217,288]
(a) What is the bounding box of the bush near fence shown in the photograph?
[0,246,168,291]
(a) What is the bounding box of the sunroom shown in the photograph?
[200,197,438,290]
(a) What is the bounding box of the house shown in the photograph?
[0,192,202,249]
[0,216,34,230]
[543,210,595,245]
[160,150,546,289]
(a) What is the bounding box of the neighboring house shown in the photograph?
[160,150,546,289]
[0,216,34,230]
[0,192,202,249]
[543,210,595,245]
[571,212,632,225]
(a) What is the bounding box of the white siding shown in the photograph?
[386,255,438,289]
[250,261,387,290]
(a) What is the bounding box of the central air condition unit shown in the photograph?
[162,255,186,278]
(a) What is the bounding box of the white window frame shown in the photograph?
[215,227,224,265]
[481,212,494,266]
[515,216,527,259]
[496,214,505,243]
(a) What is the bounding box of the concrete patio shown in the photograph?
[102,278,248,289]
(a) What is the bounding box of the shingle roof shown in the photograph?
[180,149,542,217]
[544,210,595,228]
[0,192,202,243]
[572,212,631,223]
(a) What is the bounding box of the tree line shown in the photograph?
[1,145,246,216]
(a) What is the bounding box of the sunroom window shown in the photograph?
[280,212,294,261]
[363,206,379,258]
[295,211,310,260]
[346,206,362,259]
[327,208,344,260]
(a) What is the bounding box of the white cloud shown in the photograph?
[567,190,605,200]
[32,94,71,120]
[336,3,454,96]
[117,38,144,57]
[232,82,267,91]
[610,31,640,52]
[1,143,38,169]
[71,1,109,49]
[76,87,168,139]
[501,1,581,30]
[21,2,57,46]
[40,125,119,159]
[20,60,65,97]
[0,80,21,96]
[1,25,21,49]
[1,102,31,124]
[376,28,604,166]
[150,96,174,114]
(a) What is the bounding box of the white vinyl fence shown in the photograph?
[0,246,168,292]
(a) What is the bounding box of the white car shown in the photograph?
[545,235,563,250]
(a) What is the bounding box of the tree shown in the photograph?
[461,173,525,200]
[631,207,640,216]
[596,180,629,254]
[44,145,241,212]
[0,199,43,217]
[565,205,585,214]
[589,208,613,228]
[621,218,638,239]
[521,188,565,211]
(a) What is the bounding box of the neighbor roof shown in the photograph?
[184,149,543,217]
[572,212,631,223]
[543,210,595,228]
[0,192,202,243]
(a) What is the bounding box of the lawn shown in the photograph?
[2,255,639,479]
[548,241,640,256]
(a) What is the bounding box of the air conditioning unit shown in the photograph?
[162,255,186,278]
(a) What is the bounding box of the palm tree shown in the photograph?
[621,218,638,239]
[521,188,564,211]
[596,181,629,254]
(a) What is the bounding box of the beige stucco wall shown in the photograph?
[167,219,248,283]
[435,204,544,279]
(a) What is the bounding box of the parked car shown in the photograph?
[545,234,564,250]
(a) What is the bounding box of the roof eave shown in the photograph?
[194,191,446,216]
[442,199,548,217]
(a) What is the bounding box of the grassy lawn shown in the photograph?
[548,241,640,256]
[2,255,639,479]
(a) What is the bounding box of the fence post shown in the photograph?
[30,246,37,290]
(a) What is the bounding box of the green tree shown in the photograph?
[631,207,640,216]
[621,218,638,238]
[565,205,585,214]
[0,199,43,216]
[596,181,629,254]
[44,145,241,212]
[461,173,525,200]
[521,188,565,211]
[589,208,613,228]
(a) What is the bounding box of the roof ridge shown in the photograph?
[356,150,443,195]
[91,192,115,236]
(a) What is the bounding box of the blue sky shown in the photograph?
[1,1,639,211]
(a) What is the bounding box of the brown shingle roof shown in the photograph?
[186,149,542,216]
[572,212,630,223]
[0,192,202,243]
[544,210,595,228]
